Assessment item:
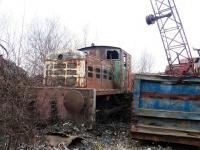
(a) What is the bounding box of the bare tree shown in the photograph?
[0,15,26,67]
[0,16,9,57]
[133,50,155,73]
[82,24,90,47]
[0,16,90,75]
[24,18,73,75]
[0,14,37,149]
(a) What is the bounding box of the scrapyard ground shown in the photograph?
[18,121,199,150]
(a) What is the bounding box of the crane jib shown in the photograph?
[146,0,196,76]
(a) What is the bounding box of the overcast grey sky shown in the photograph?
[0,0,200,72]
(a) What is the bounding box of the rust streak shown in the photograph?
[141,92,200,101]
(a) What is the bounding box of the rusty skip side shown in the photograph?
[132,74,200,147]
[31,87,96,128]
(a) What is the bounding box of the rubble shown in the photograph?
[18,121,199,150]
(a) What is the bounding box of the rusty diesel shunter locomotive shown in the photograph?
[34,45,132,127]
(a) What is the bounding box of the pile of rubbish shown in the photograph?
[18,121,195,150]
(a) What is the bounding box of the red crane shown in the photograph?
[146,0,196,75]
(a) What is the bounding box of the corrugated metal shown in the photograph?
[132,74,200,147]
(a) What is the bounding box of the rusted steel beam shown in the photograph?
[96,89,124,96]
[131,124,200,138]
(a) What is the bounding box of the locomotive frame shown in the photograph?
[35,45,132,126]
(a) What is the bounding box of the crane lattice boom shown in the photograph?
[146,0,194,75]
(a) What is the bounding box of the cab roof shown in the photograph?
[78,45,121,51]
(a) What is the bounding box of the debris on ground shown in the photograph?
[18,121,199,150]
[45,133,82,147]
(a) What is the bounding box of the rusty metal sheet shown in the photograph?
[31,87,96,128]
[86,56,114,90]
[132,74,200,147]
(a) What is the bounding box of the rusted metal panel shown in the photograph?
[86,55,115,91]
[96,89,123,96]
[32,87,96,128]
[132,74,200,147]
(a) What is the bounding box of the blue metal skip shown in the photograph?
[132,74,200,147]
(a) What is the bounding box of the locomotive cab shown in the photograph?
[39,46,132,124]
[44,46,132,94]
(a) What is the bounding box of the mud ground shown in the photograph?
[19,121,200,150]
